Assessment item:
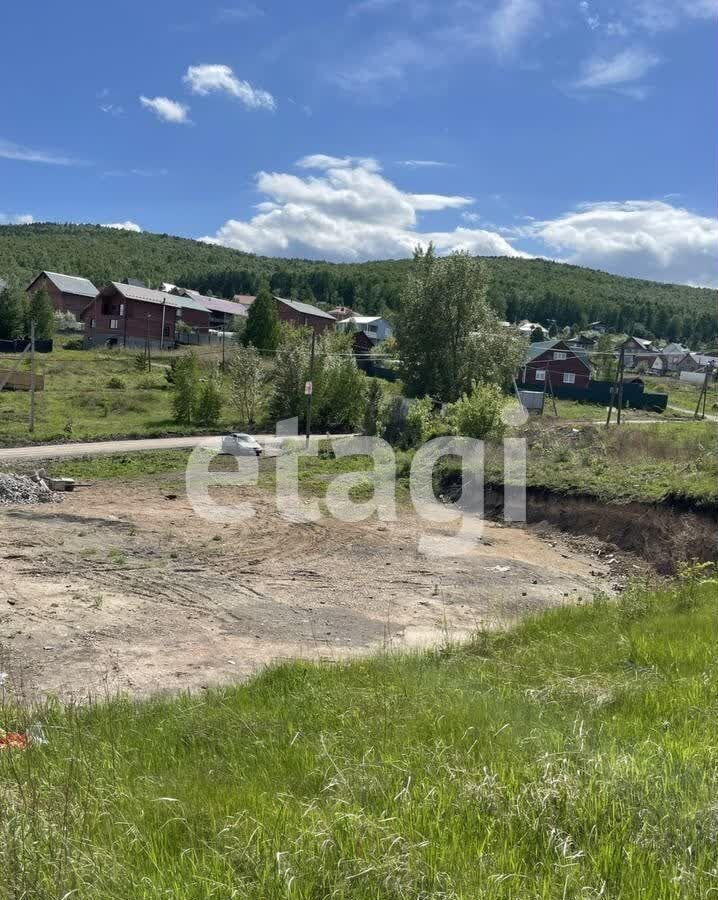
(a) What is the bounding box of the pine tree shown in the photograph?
[0,284,26,340]
[28,288,55,340]
[242,286,280,351]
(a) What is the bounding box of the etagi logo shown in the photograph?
[186,406,528,559]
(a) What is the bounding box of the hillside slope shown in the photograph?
[1,223,715,342]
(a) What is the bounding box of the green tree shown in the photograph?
[529,326,545,343]
[396,246,521,402]
[229,345,264,426]
[27,288,55,340]
[363,379,382,436]
[0,284,26,339]
[172,352,200,424]
[196,367,223,427]
[594,334,618,382]
[243,286,279,351]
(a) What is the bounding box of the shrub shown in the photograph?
[445,382,507,441]
[106,376,126,390]
[62,338,85,350]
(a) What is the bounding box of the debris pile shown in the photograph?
[0,472,62,506]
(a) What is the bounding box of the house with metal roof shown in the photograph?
[26,270,99,318]
[520,339,592,390]
[335,315,393,343]
[275,296,335,334]
[82,282,210,349]
[173,288,249,328]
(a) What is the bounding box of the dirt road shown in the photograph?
[0,474,619,700]
[0,434,281,463]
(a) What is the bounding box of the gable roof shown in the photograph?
[340,315,384,326]
[662,342,689,355]
[526,339,591,369]
[275,296,336,321]
[31,270,98,298]
[180,289,248,318]
[105,282,208,313]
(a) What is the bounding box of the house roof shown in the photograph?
[275,296,336,321]
[340,315,383,326]
[526,339,590,369]
[662,342,689,355]
[232,294,256,306]
[32,270,98,298]
[106,282,208,313]
[181,289,248,318]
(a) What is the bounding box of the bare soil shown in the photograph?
[1,475,622,701]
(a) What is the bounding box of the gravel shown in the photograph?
[0,473,61,506]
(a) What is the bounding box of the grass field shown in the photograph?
[0,346,237,446]
[14,415,716,509]
[1,573,716,898]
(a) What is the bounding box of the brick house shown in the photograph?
[26,271,98,318]
[520,340,592,390]
[275,297,335,333]
[82,282,210,349]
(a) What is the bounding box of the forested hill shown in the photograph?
[1,223,716,343]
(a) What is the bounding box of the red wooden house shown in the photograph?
[26,271,98,318]
[275,297,335,334]
[82,282,210,349]
[520,340,592,390]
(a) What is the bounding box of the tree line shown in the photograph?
[0,223,716,346]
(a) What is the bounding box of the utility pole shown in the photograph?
[616,347,625,425]
[695,368,710,419]
[546,369,558,416]
[305,329,316,445]
[145,313,152,372]
[29,321,36,433]
[605,348,624,426]
[160,299,166,353]
[221,312,226,372]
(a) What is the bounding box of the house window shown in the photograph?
[119,303,125,316]
[563,372,576,384]
[110,319,119,330]
[535,369,546,381]
[163,325,170,337]
[553,351,567,361]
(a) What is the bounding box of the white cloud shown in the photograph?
[200,155,526,262]
[630,0,718,30]
[103,168,169,178]
[573,46,661,90]
[529,200,718,287]
[486,0,543,55]
[399,159,452,168]
[0,213,34,225]
[213,3,264,23]
[183,64,276,110]
[101,221,143,232]
[99,103,124,117]
[0,139,82,166]
[139,96,190,124]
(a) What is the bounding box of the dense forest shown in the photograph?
[1,223,716,344]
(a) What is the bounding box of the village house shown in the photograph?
[520,339,592,390]
[566,333,596,350]
[517,319,549,340]
[335,315,393,343]
[275,297,335,333]
[26,270,98,318]
[170,288,249,330]
[619,335,657,368]
[588,321,609,333]
[662,342,691,372]
[82,282,210,349]
[327,306,355,321]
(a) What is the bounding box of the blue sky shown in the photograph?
[0,0,716,285]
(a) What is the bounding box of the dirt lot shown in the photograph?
[0,475,621,700]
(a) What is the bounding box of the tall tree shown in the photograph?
[242,286,280,351]
[0,284,26,339]
[27,288,55,340]
[229,345,264,426]
[396,246,524,401]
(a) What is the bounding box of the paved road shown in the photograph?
[0,434,283,463]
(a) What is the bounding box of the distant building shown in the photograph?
[517,319,549,340]
[26,271,98,318]
[171,287,249,329]
[520,339,592,390]
[335,315,393,343]
[327,306,355,321]
[662,342,690,372]
[275,297,335,334]
[588,321,609,333]
[566,333,596,350]
[619,336,656,367]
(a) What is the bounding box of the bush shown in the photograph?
[445,382,506,441]
[106,376,126,390]
[62,339,84,350]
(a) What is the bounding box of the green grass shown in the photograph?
[0,346,240,446]
[643,375,718,416]
[2,574,717,898]
[549,398,683,422]
[490,420,718,505]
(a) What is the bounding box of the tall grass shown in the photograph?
[2,576,717,898]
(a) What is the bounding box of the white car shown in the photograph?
[220,433,263,456]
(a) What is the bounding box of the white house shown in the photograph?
[335,315,393,343]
